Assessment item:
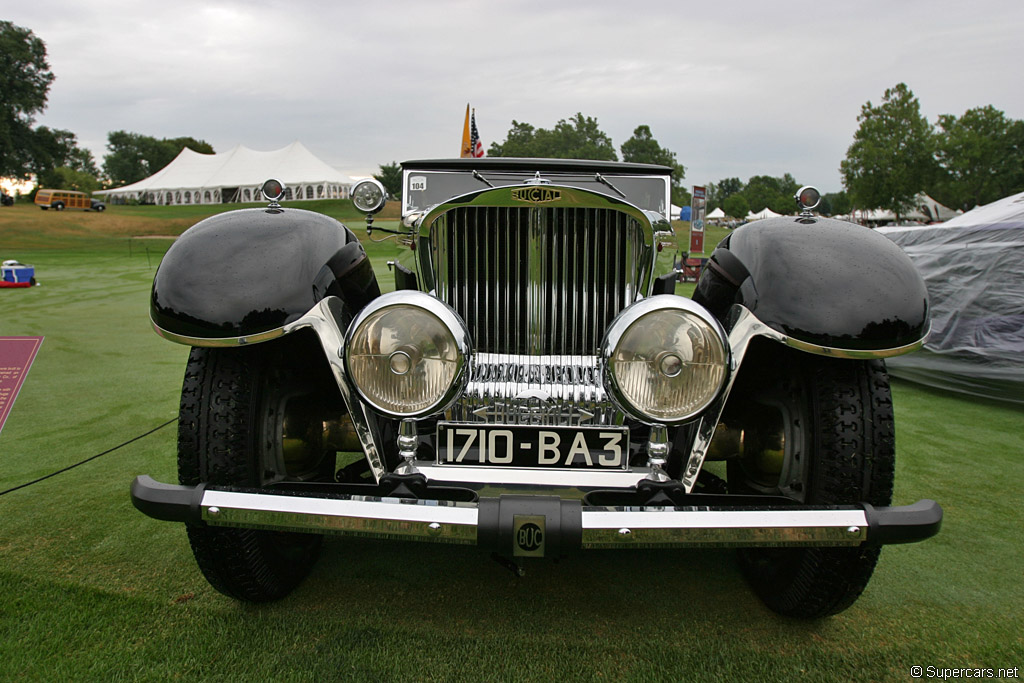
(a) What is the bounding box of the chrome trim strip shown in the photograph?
[201,489,478,544]
[416,463,654,488]
[780,326,931,359]
[580,507,869,548]
[151,320,286,347]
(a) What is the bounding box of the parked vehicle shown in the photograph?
[132,162,941,618]
[34,189,105,211]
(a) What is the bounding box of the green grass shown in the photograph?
[1,207,1022,681]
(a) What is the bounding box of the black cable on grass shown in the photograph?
[0,417,178,497]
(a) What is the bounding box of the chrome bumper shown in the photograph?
[131,475,942,553]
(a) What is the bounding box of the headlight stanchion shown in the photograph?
[646,425,672,483]
[395,419,420,475]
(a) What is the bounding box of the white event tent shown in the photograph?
[745,207,782,220]
[96,142,355,206]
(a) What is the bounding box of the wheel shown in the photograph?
[177,332,343,601]
[725,343,895,618]
[95,204,105,211]
[53,202,64,211]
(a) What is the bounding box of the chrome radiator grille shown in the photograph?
[429,206,647,356]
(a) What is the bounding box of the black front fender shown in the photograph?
[694,216,929,353]
[151,207,380,343]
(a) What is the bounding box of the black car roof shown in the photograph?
[401,157,673,176]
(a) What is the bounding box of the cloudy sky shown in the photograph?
[8,0,1024,192]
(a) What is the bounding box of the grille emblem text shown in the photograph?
[511,187,561,203]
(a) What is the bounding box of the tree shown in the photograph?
[103,131,214,186]
[723,194,749,220]
[620,125,688,206]
[706,177,743,212]
[821,191,852,217]
[32,126,99,176]
[717,177,744,200]
[0,21,56,179]
[37,166,100,194]
[840,83,937,222]
[373,161,402,198]
[742,173,801,215]
[489,113,617,161]
[487,121,539,157]
[932,105,1024,210]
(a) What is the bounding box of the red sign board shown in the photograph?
[689,186,707,253]
[0,337,43,434]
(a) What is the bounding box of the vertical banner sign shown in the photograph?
[0,337,43,435]
[689,186,707,253]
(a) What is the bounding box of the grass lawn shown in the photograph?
[0,202,1021,681]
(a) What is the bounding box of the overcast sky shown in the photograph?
[8,0,1024,192]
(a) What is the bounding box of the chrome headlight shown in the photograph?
[602,296,729,424]
[351,178,388,214]
[345,292,470,417]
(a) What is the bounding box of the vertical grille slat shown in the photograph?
[431,206,644,356]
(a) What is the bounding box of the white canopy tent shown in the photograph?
[745,207,782,220]
[96,142,356,205]
[707,207,726,219]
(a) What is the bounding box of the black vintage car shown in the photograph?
[132,159,941,618]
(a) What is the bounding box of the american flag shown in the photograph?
[470,108,484,158]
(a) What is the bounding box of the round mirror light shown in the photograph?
[351,178,388,214]
[261,178,285,202]
[795,185,821,212]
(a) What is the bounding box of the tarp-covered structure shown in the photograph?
[96,142,355,205]
[879,191,1024,403]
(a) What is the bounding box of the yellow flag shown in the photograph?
[460,104,472,158]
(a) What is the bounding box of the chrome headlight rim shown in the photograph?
[351,178,388,214]
[344,291,471,418]
[601,295,730,425]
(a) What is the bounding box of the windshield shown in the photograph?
[403,169,671,216]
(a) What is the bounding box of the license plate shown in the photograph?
[436,423,629,469]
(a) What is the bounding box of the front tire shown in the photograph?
[728,346,895,618]
[177,334,340,601]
